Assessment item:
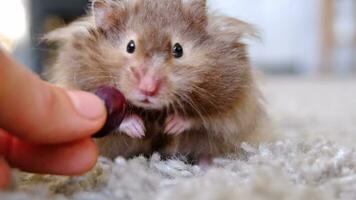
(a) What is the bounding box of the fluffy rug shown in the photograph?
[1,77,356,200]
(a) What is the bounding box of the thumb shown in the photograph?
[0,157,10,189]
[0,50,106,144]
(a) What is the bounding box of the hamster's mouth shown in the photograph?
[127,91,168,110]
[136,96,154,104]
[130,97,164,110]
[138,100,155,107]
[140,99,151,104]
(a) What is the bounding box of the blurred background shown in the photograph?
[0,0,355,76]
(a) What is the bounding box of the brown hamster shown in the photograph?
[45,0,271,163]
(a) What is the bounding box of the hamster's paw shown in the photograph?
[164,114,191,135]
[198,154,213,169]
[118,114,146,138]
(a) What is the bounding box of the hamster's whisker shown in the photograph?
[178,92,209,129]
[172,101,179,116]
[191,85,215,98]
[172,92,188,117]
[190,85,218,107]
[74,70,117,77]
[74,76,116,86]
[70,74,116,79]
[178,85,218,114]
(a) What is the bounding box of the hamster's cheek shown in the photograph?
[116,72,136,99]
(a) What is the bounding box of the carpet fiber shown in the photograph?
[1,77,356,200]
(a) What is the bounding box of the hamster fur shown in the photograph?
[45,0,272,162]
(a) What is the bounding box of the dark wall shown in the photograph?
[16,0,89,73]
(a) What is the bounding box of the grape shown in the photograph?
[92,86,127,138]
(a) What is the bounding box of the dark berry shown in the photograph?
[92,86,127,138]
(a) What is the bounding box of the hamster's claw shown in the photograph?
[118,115,146,138]
[164,115,191,135]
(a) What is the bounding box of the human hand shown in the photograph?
[0,49,106,189]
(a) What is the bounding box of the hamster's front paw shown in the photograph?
[118,114,146,138]
[164,114,191,135]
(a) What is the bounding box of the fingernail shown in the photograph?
[68,91,106,120]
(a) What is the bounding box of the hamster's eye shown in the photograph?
[172,43,183,58]
[127,40,136,54]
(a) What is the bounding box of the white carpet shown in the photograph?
[1,77,356,200]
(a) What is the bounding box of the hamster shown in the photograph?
[45,0,271,163]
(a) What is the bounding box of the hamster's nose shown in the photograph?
[138,76,161,97]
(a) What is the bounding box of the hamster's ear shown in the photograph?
[182,0,207,25]
[92,0,126,31]
[208,15,260,42]
[43,17,93,44]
